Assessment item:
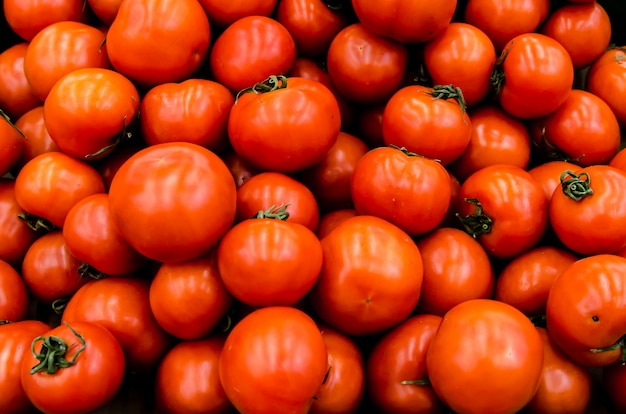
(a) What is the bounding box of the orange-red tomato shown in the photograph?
[527,160,582,201]
[3,0,88,41]
[13,106,59,173]
[197,0,276,28]
[0,179,39,268]
[0,259,28,322]
[86,0,122,25]
[0,111,23,177]
[0,43,41,119]
[316,209,357,240]
[586,47,626,129]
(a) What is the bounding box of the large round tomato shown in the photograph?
[0,43,41,119]
[586,47,626,128]
[0,259,28,322]
[0,178,39,268]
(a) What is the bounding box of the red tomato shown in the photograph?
[3,0,88,41]
[527,160,582,201]
[197,0,276,27]
[86,0,122,25]
[93,143,145,192]
[155,336,234,414]
[0,110,23,177]
[222,150,260,188]
[13,106,59,172]
[366,314,446,414]
[0,320,51,414]
[149,251,234,340]
[382,84,472,166]
[356,103,385,148]
[603,362,626,412]
[228,76,341,173]
[21,321,125,414]
[108,142,237,263]
[0,178,39,268]
[106,0,210,87]
[0,43,41,119]
[610,147,626,173]
[219,306,328,413]
[546,254,626,367]
[492,33,574,119]
[326,23,408,104]
[316,208,357,240]
[0,259,28,322]
[586,47,626,128]
[308,215,423,335]
[426,299,544,414]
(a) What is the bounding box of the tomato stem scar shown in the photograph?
[29,322,87,375]
[559,170,593,201]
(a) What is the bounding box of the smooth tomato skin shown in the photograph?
[496,33,574,119]
[521,327,591,414]
[149,251,234,340]
[326,23,408,104]
[0,179,39,268]
[495,246,578,317]
[3,0,88,41]
[86,0,122,25]
[316,208,357,240]
[415,227,494,316]
[366,314,447,414]
[546,254,626,367]
[23,21,110,102]
[0,259,28,322]
[609,147,626,173]
[527,160,582,201]
[0,43,41,119]
[140,79,234,152]
[62,277,174,372]
[603,362,626,412]
[210,16,296,93]
[228,77,341,173]
[155,336,235,414]
[21,321,126,414]
[13,106,59,173]
[0,111,23,177]
[308,215,423,336]
[426,299,544,414]
[310,326,365,414]
[108,142,237,264]
[198,0,276,27]
[0,320,51,414]
[219,306,328,414]
[586,48,626,128]
[106,0,211,87]
[351,147,451,236]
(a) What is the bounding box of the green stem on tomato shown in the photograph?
[559,170,593,201]
[0,109,26,139]
[84,111,137,160]
[427,84,468,124]
[235,75,288,103]
[456,198,493,239]
[17,212,57,233]
[29,322,86,375]
[489,41,513,96]
[51,298,69,315]
[77,262,109,280]
[0,320,11,325]
[401,378,431,386]
[254,204,290,220]
[590,335,626,363]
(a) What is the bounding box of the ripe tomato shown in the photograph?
[415,227,494,316]
[107,0,210,87]
[603,362,626,412]
[23,21,110,102]
[149,251,234,340]
[549,166,626,255]
[21,321,125,414]
[546,254,626,367]
[308,215,423,335]
[492,33,574,119]
[210,16,296,93]
[351,146,451,236]
[366,314,446,414]
[13,106,59,172]
[610,147,626,173]
[108,142,237,263]
[356,103,385,148]
[198,0,276,28]
[228,76,340,173]
[0,43,41,119]
[155,336,234,414]
[352,0,456,43]
[219,306,328,413]
[222,150,260,188]
[456,164,548,259]
[0,259,28,322]
[316,208,357,240]
[426,299,544,414]
[140,79,234,152]
[3,0,88,41]
[0,110,23,177]
[382,84,472,166]
[86,0,122,25]
[93,143,145,192]
[0,320,51,414]
[586,47,626,128]
[527,160,582,201]
[0,178,39,268]
[326,23,408,104]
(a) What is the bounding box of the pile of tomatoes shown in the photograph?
[1,0,626,413]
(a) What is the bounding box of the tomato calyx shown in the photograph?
[29,322,86,375]
[0,108,26,139]
[590,335,626,363]
[235,75,288,103]
[559,170,593,201]
[323,0,345,11]
[84,112,138,160]
[529,314,547,328]
[77,262,109,280]
[51,298,69,315]
[401,378,431,386]
[426,84,468,124]
[490,42,512,96]
[456,198,493,239]
[0,320,11,325]
[534,127,583,163]
[254,204,291,221]
[18,212,58,233]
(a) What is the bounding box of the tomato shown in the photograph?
[423,22,496,107]
[352,0,456,43]
[3,0,88,41]
[93,142,145,192]
[540,2,612,69]
[527,160,582,201]
[217,206,322,307]
[23,21,110,102]
[426,299,544,414]
[603,361,626,412]
[155,335,234,414]
[310,326,364,414]
[456,164,549,259]
[222,150,260,188]
[521,327,591,414]
[549,166,626,255]
[382,84,472,166]
[0,178,39,268]
[228,76,341,173]
[492,33,574,119]
[13,106,59,172]
[0,110,23,177]
[0,43,41,119]
[586,47,626,128]
[14,151,105,229]
[351,146,451,236]
[108,142,237,263]
[106,0,210,87]
[610,147,626,173]
[86,0,122,25]
[316,208,357,240]
[546,254,626,367]
[21,321,125,414]
[210,16,296,93]
[326,23,408,104]
[219,306,328,413]
[366,314,446,414]
[448,104,531,182]
[140,79,234,152]
[235,171,320,232]
[495,246,578,318]
[0,320,51,414]
[62,277,173,372]
[149,251,234,340]
[198,0,276,28]
[415,227,494,316]
[0,259,28,323]
[356,103,385,148]
[308,215,423,335]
